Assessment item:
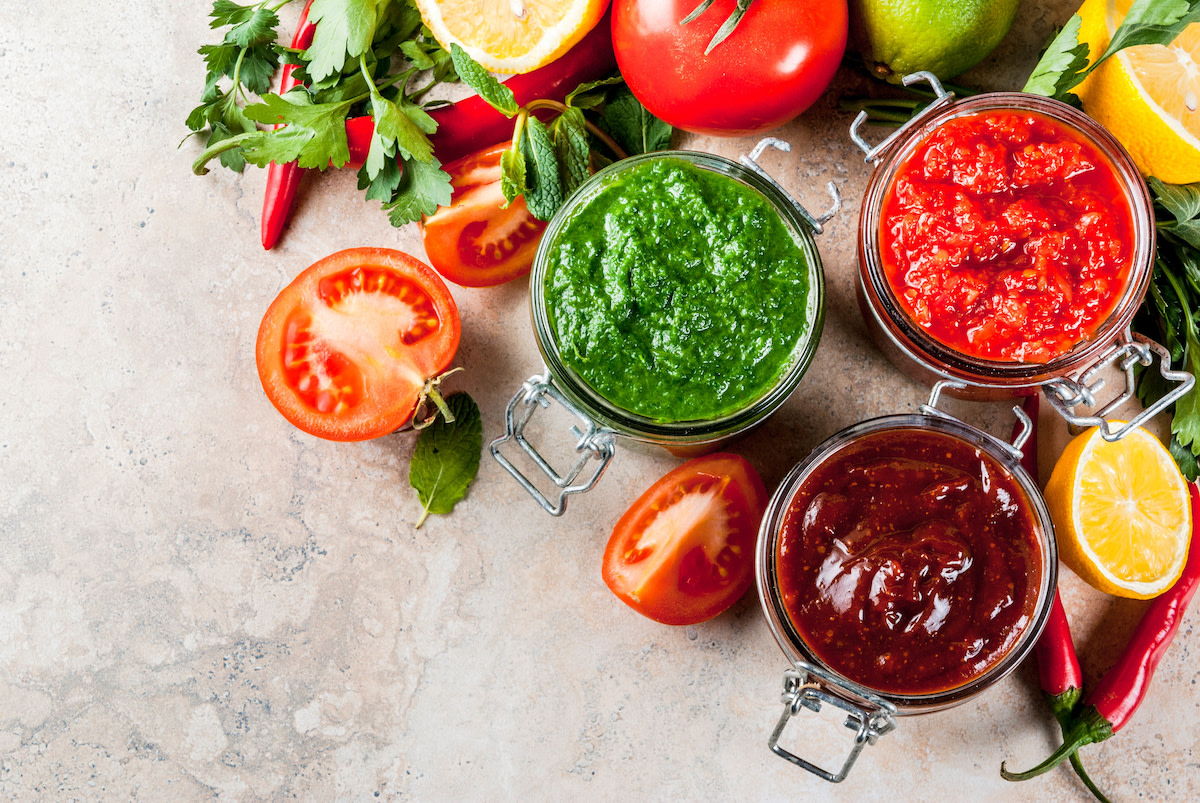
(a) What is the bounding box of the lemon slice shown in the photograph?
[1044,424,1192,599]
[1075,0,1200,183]
[415,0,609,74]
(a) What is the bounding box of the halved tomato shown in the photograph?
[602,453,769,626]
[420,142,548,287]
[255,247,460,441]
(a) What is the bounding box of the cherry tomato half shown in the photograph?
[255,247,461,441]
[603,453,768,626]
[612,0,848,136]
[420,142,549,288]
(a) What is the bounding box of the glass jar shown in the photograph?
[851,73,1192,440]
[492,140,837,514]
[755,384,1057,781]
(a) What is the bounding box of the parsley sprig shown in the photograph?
[1023,0,1200,102]
[188,0,673,229]
[188,0,457,225]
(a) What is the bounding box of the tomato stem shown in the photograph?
[412,367,464,430]
[681,0,755,54]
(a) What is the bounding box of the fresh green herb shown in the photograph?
[409,392,483,527]
[451,62,671,221]
[1134,180,1200,480]
[1023,0,1200,102]
[188,0,457,225]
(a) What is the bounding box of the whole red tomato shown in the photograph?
[612,0,848,136]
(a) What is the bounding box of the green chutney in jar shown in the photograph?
[543,156,816,423]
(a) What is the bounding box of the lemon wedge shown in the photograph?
[415,0,609,74]
[1044,424,1192,599]
[1075,0,1200,183]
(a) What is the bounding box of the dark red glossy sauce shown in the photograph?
[880,108,1135,363]
[775,427,1043,695]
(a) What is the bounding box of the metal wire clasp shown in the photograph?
[739,137,841,234]
[489,374,615,516]
[768,662,897,782]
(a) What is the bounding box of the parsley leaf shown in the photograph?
[409,392,482,527]
[305,0,382,82]
[243,92,354,168]
[1022,15,1089,99]
[1025,0,1200,100]
[382,155,453,225]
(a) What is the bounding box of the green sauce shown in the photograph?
[544,156,816,423]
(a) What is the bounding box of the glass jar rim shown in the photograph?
[858,92,1156,384]
[755,412,1058,713]
[529,149,826,443]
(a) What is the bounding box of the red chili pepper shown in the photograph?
[261,0,318,250]
[1010,394,1107,801]
[1003,478,1200,792]
[261,11,618,249]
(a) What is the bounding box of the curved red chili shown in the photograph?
[261,10,618,250]
[1003,479,1200,791]
[261,0,317,250]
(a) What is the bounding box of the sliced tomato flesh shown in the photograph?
[257,248,460,441]
[603,454,767,626]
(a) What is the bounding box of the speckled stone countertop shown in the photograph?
[1,0,1196,799]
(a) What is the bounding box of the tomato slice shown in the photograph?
[420,142,549,288]
[602,453,769,626]
[255,247,460,441]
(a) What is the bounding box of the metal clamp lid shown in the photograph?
[768,661,898,782]
[849,71,955,164]
[489,374,616,516]
[1042,332,1195,441]
[921,380,1033,463]
[739,137,841,234]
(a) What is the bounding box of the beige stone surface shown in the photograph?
[1,0,1196,800]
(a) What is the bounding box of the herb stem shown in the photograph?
[525,99,628,160]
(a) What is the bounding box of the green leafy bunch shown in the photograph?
[187,0,673,228]
[1134,181,1200,480]
[188,0,460,225]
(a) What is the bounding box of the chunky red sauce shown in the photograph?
[775,427,1043,696]
[880,108,1135,363]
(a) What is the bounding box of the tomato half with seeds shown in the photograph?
[603,453,768,626]
[255,247,460,441]
[420,142,549,287]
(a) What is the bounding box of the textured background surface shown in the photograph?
[1,0,1196,799]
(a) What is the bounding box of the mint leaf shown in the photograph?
[500,143,526,205]
[383,155,454,225]
[552,107,591,198]
[520,116,563,220]
[449,44,519,115]
[565,75,625,110]
[306,0,382,82]
[410,392,482,527]
[1022,15,1089,99]
[598,86,672,156]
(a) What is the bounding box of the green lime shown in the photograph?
[850,0,1020,83]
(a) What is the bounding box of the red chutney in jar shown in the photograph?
[775,427,1043,695]
[880,108,1135,363]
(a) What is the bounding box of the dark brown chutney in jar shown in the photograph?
[775,427,1043,695]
